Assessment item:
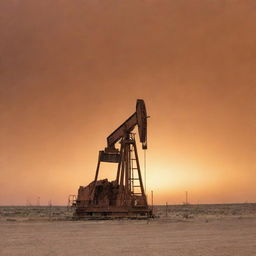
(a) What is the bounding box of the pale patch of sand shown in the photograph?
[0,205,256,256]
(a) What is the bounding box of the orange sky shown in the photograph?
[0,0,255,205]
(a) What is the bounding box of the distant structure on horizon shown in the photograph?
[183,191,190,205]
[37,197,40,206]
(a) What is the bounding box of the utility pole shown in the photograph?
[185,191,188,205]
[151,190,154,212]
[37,196,40,206]
[48,200,52,221]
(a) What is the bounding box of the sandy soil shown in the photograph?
[0,216,256,256]
[1,205,256,255]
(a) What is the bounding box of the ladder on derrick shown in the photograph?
[128,134,143,197]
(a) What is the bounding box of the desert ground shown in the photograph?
[0,204,256,256]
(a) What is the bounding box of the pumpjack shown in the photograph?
[74,99,152,218]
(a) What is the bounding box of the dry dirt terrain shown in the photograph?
[0,204,256,256]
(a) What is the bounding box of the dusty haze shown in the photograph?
[0,0,255,205]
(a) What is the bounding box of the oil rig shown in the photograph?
[74,99,152,219]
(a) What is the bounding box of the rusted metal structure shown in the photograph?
[74,99,152,219]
